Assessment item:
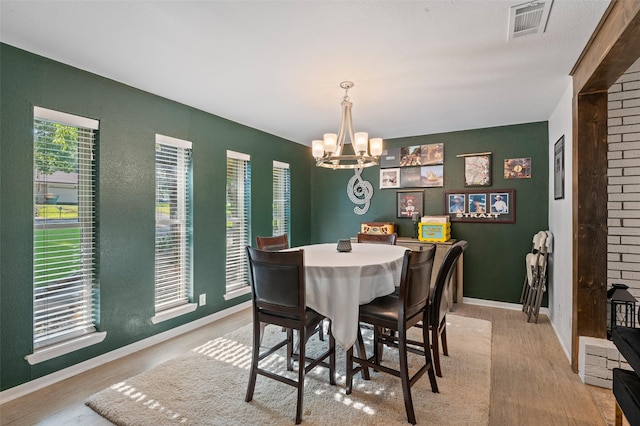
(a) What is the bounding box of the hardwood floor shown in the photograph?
[0,304,620,425]
[453,304,620,426]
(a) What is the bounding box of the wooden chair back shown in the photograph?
[246,247,303,319]
[399,246,436,324]
[430,241,466,327]
[256,234,289,251]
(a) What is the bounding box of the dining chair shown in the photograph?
[256,234,319,344]
[356,231,398,362]
[357,232,397,245]
[378,240,467,378]
[256,233,289,251]
[345,247,438,425]
[245,247,336,425]
[428,240,467,377]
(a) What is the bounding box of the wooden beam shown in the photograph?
[571,91,608,371]
[572,0,640,94]
[570,0,640,370]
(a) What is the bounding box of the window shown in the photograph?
[225,150,251,297]
[272,161,290,237]
[31,107,103,360]
[154,135,193,315]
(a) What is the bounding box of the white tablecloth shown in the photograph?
[293,243,407,349]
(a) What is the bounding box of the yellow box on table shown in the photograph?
[418,216,451,242]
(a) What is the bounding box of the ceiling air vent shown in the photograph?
[508,0,553,40]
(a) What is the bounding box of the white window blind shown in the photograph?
[155,135,192,312]
[273,161,290,237]
[226,150,251,293]
[33,107,99,349]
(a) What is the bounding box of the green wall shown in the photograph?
[0,42,549,393]
[0,44,312,391]
[311,123,549,304]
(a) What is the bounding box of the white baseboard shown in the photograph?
[462,297,550,317]
[0,301,251,405]
[550,320,572,363]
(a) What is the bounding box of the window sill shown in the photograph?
[25,331,107,365]
[151,302,197,324]
[224,286,251,300]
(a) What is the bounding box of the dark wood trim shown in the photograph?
[571,91,608,370]
[570,0,640,371]
[572,1,640,94]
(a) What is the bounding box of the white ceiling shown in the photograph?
[0,0,610,146]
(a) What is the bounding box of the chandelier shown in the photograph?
[312,81,383,169]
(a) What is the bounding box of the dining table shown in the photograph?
[290,242,408,350]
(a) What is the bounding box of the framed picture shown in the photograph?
[490,192,509,214]
[397,190,423,218]
[504,158,531,179]
[379,147,401,168]
[554,136,565,200]
[400,167,421,187]
[443,189,515,223]
[400,146,422,167]
[468,193,487,213]
[448,193,466,213]
[420,143,444,165]
[380,168,400,189]
[464,154,491,186]
[420,165,444,187]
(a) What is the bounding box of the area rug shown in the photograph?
[86,314,491,425]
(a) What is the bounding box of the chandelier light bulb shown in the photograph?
[354,132,369,154]
[370,138,383,156]
[323,133,337,154]
[312,140,325,158]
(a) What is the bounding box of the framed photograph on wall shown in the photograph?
[380,168,400,189]
[468,193,487,213]
[400,146,422,167]
[420,165,444,187]
[400,167,421,187]
[464,154,491,186]
[448,193,466,213]
[420,143,444,165]
[554,136,565,199]
[444,189,515,223]
[379,147,401,168]
[490,192,509,214]
[504,157,531,179]
[397,190,423,218]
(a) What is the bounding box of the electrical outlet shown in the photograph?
[199,293,206,306]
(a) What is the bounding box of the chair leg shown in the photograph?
[440,318,448,356]
[532,278,545,323]
[431,324,442,378]
[319,319,325,341]
[245,319,261,402]
[327,321,336,385]
[345,346,354,395]
[520,275,529,307]
[259,322,266,346]
[329,331,336,385]
[295,327,305,425]
[286,329,294,371]
[398,328,417,425]
[356,327,370,380]
[423,319,439,394]
[374,326,383,362]
[525,283,536,321]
